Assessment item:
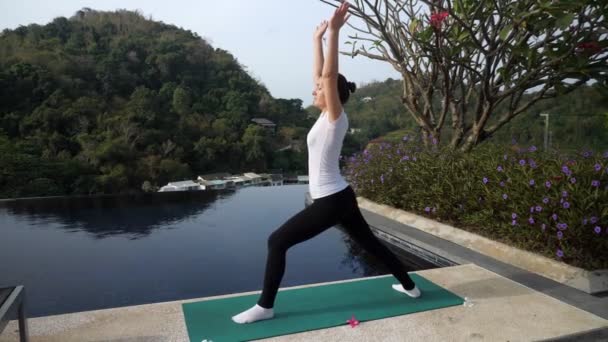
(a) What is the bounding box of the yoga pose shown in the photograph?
[232,2,420,324]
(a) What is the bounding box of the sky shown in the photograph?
[0,0,401,106]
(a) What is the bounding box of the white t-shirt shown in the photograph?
[306,110,349,199]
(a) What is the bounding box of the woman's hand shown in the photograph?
[328,1,351,31]
[314,20,328,41]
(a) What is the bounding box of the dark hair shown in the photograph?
[337,73,356,104]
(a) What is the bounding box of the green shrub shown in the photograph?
[345,134,608,269]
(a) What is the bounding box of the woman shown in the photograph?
[232,2,420,324]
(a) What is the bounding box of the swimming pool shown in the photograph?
[0,185,437,317]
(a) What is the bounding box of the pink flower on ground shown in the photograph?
[346,315,360,328]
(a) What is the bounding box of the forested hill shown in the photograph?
[0,8,312,198]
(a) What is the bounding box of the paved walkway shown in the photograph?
[1,264,606,342]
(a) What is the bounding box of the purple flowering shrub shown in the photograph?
[345,135,608,269]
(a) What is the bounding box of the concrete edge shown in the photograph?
[534,326,608,342]
[475,264,608,322]
[356,196,608,294]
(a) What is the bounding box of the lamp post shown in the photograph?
[540,113,550,151]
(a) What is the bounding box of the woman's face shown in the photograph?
[312,81,326,110]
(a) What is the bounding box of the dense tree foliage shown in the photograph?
[0,9,313,198]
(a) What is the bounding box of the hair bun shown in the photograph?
[348,82,357,93]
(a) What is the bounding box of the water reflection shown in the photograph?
[0,190,235,239]
[338,228,391,277]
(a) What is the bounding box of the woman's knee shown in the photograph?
[267,230,286,250]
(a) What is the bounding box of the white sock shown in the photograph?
[232,304,274,324]
[392,284,421,298]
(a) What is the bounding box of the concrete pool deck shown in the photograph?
[1,264,606,342]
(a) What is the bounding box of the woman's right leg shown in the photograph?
[338,186,417,291]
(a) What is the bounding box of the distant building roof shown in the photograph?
[206,180,227,185]
[168,180,200,187]
[225,176,248,182]
[198,172,231,181]
[243,172,262,179]
[251,118,276,126]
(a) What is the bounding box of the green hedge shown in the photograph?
[345,134,608,270]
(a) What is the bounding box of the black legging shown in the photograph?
[257,185,416,309]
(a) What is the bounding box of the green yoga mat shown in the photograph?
[182,273,463,342]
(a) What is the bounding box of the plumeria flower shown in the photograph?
[347,315,360,328]
[430,11,449,29]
